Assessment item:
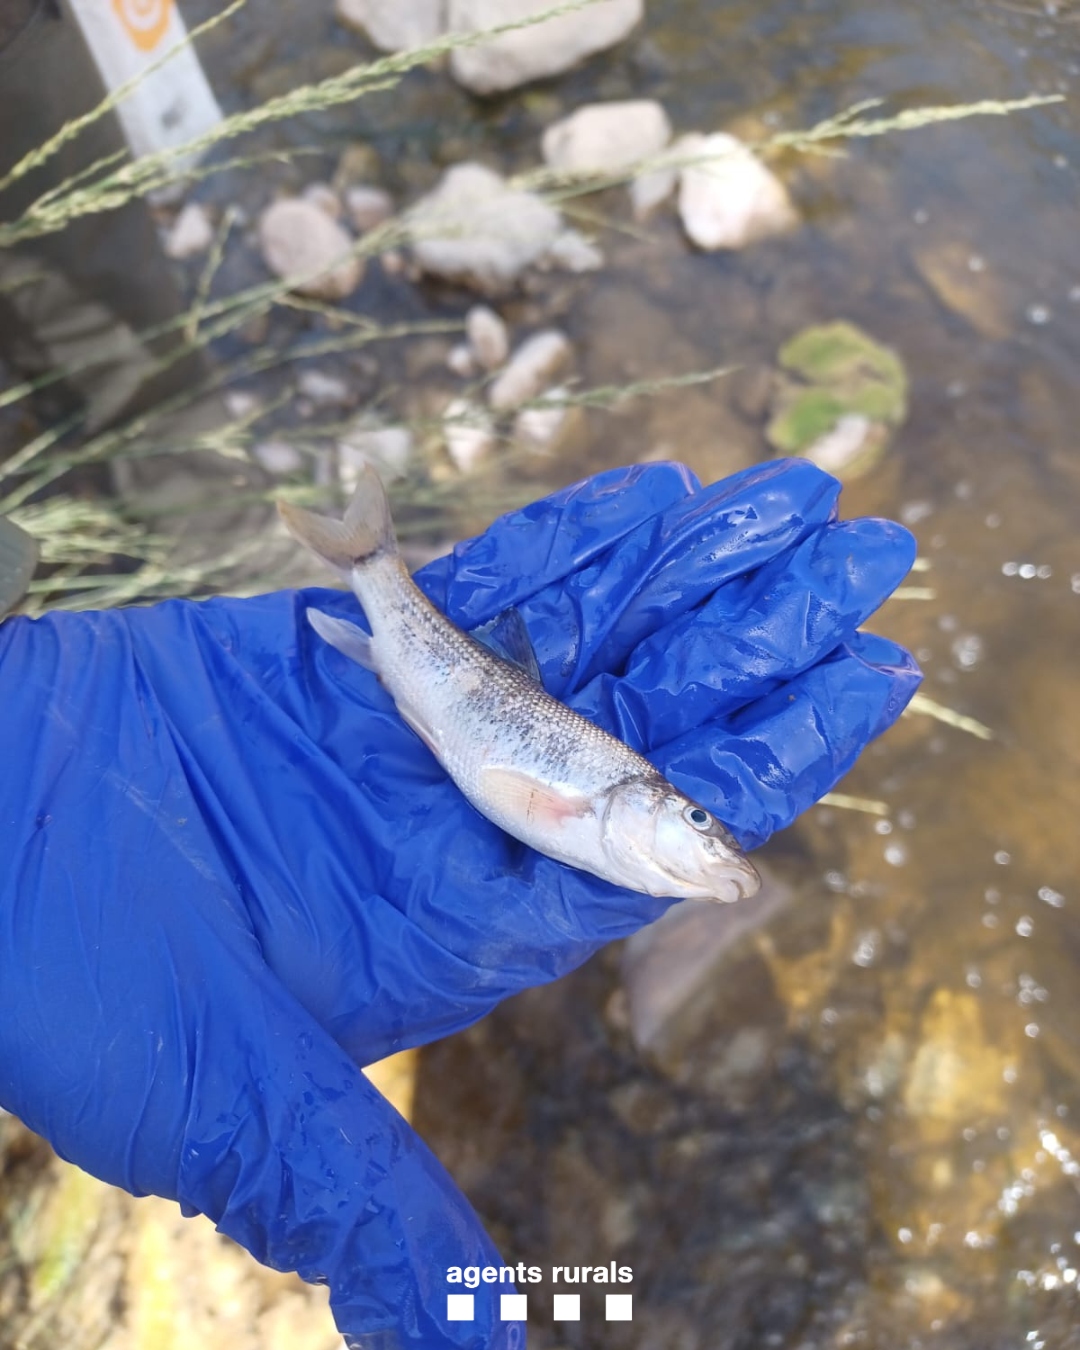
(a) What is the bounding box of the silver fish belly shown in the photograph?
[279,468,760,904]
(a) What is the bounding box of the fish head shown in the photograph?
[600,777,761,903]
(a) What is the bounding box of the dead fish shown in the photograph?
[278,467,761,904]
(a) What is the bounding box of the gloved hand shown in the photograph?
[0,458,919,1349]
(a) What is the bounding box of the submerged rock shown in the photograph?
[541,99,671,176]
[344,185,395,232]
[296,368,353,408]
[335,0,444,51]
[337,421,413,488]
[301,182,343,220]
[512,387,579,454]
[406,163,562,295]
[443,398,497,472]
[465,305,510,371]
[678,132,797,251]
[448,0,643,95]
[252,439,304,476]
[803,412,889,478]
[258,199,363,301]
[766,321,908,478]
[622,865,792,1055]
[164,202,214,259]
[544,228,604,273]
[488,329,572,411]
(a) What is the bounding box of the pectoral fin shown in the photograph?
[307,607,378,673]
[478,765,593,830]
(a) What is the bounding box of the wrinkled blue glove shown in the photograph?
[0,459,919,1349]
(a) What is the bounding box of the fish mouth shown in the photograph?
[715,854,762,903]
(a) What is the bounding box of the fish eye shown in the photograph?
[686,807,711,828]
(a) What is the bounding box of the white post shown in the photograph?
[64,0,222,163]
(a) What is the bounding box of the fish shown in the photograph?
[277,467,761,904]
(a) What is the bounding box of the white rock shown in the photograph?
[465,305,509,371]
[804,413,882,475]
[337,422,413,488]
[223,389,261,420]
[630,163,679,219]
[258,198,363,301]
[335,0,445,51]
[344,185,394,232]
[678,132,798,251]
[544,228,604,273]
[443,398,497,472]
[406,163,562,295]
[488,330,572,411]
[297,369,353,407]
[253,440,304,476]
[302,182,343,219]
[513,386,575,454]
[448,0,643,94]
[542,99,671,175]
[446,343,478,378]
[164,201,214,259]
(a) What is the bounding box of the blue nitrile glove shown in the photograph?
[0,459,920,1350]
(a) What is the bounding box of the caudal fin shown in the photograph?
[277,464,396,574]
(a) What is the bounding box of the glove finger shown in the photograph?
[421,458,843,696]
[174,968,518,1350]
[649,632,923,850]
[568,516,917,749]
[418,459,700,616]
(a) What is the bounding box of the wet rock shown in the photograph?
[406,163,562,295]
[258,198,363,301]
[301,182,343,220]
[335,0,444,51]
[766,321,908,477]
[448,0,643,95]
[223,389,261,421]
[621,865,792,1054]
[296,368,353,408]
[678,132,797,250]
[253,439,304,475]
[164,201,214,259]
[488,329,572,411]
[803,412,890,478]
[630,159,679,219]
[465,304,510,371]
[333,142,381,191]
[344,184,394,232]
[446,343,478,377]
[337,421,413,488]
[512,386,580,454]
[544,227,604,273]
[541,99,671,176]
[910,238,1013,340]
[904,990,1012,1129]
[443,398,497,472]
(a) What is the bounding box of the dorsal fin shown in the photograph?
[470,608,543,685]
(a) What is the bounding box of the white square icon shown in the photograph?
[553,1293,581,1321]
[447,1294,474,1321]
[606,1293,633,1321]
[500,1293,527,1321]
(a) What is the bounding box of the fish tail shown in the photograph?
[277,465,396,573]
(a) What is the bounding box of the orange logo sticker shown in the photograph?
[111,0,174,53]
